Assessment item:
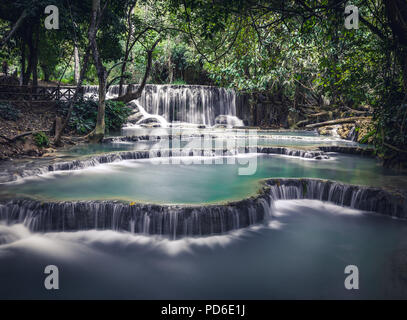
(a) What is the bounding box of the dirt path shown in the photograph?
[0,101,81,160]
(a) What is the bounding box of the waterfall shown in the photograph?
[83,84,239,126]
[214,115,244,128]
[2,147,329,183]
[0,194,272,239]
[0,178,405,238]
[129,101,169,127]
[267,178,407,218]
[347,126,358,142]
[318,146,374,156]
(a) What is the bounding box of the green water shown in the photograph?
[1,154,405,204]
[62,132,365,157]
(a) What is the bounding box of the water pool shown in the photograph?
[0,129,406,300]
[1,154,405,204]
[61,129,364,157]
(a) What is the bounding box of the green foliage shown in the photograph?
[0,103,20,121]
[38,30,64,81]
[372,85,407,163]
[69,100,98,134]
[33,132,49,148]
[97,1,127,63]
[171,79,187,85]
[359,128,376,145]
[105,100,133,132]
[57,99,133,135]
[181,0,406,166]
[147,38,209,84]
[1,0,407,166]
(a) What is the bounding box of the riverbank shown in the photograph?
[0,101,85,160]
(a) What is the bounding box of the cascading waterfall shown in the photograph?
[318,146,375,156]
[267,178,407,218]
[131,101,169,127]
[83,84,239,126]
[0,194,272,239]
[0,178,405,239]
[347,126,358,142]
[2,147,328,183]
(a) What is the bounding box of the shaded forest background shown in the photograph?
[0,0,406,168]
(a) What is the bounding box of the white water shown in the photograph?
[84,84,242,126]
[131,101,169,127]
[1,200,407,299]
[214,115,244,128]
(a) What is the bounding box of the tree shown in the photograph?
[174,0,407,167]
[88,0,107,142]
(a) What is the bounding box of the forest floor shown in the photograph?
[0,101,80,160]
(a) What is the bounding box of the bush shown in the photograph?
[57,99,133,134]
[0,103,20,121]
[372,83,407,168]
[33,132,50,148]
[69,99,98,134]
[105,100,133,132]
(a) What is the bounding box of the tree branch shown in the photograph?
[0,9,27,48]
[113,38,160,103]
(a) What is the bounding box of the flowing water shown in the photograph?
[61,129,364,158]
[1,200,407,299]
[84,84,238,126]
[0,106,405,299]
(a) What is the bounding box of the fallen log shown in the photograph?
[9,130,51,142]
[344,105,372,114]
[305,117,372,129]
[308,111,331,117]
[294,119,310,127]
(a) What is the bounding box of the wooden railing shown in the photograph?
[0,84,84,102]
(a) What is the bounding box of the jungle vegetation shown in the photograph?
[0,0,406,167]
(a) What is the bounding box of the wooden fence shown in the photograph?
[0,85,83,102]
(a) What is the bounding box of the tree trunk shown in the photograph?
[0,9,27,48]
[54,1,99,145]
[74,46,80,84]
[88,0,107,142]
[23,31,33,85]
[20,40,26,85]
[31,22,40,87]
[305,117,372,129]
[119,3,136,96]
[54,45,91,145]
[114,38,160,103]
[119,59,127,96]
[42,65,50,82]
[167,38,173,83]
[93,75,106,140]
